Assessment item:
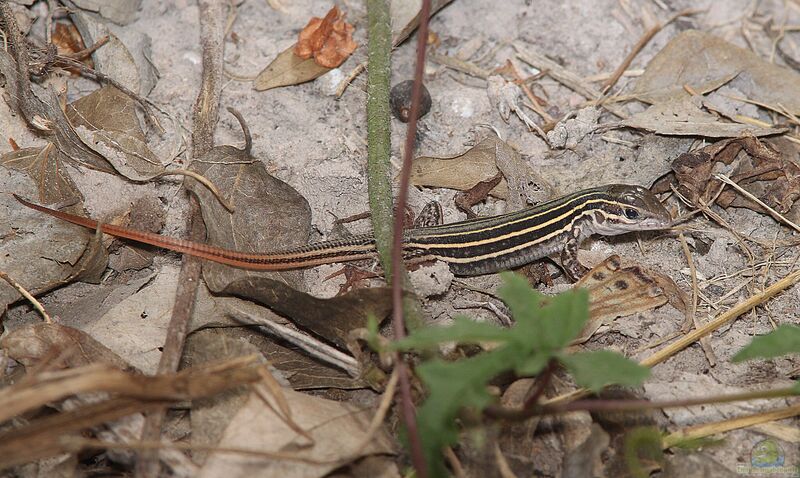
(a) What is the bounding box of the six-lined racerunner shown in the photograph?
[14,184,672,280]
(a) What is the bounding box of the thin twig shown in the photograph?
[678,233,717,365]
[486,386,797,421]
[0,271,51,323]
[714,174,800,233]
[663,403,800,448]
[390,0,432,475]
[135,1,226,475]
[600,8,702,94]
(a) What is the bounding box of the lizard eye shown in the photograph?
[624,208,640,219]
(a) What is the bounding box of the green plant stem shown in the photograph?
[366,0,393,275]
[366,1,428,476]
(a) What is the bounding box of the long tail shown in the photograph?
[13,195,378,271]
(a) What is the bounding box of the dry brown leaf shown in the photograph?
[633,30,800,114]
[0,173,106,313]
[622,96,785,138]
[1,323,132,371]
[411,136,510,199]
[185,139,311,294]
[455,173,503,218]
[661,136,800,215]
[66,85,164,180]
[52,21,94,73]
[198,389,394,478]
[573,255,669,344]
[223,278,392,351]
[0,145,82,204]
[0,20,161,201]
[294,6,357,69]
[254,44,332,91]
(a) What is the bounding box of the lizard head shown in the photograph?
[591,184,673,235]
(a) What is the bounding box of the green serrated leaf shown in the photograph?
[498,272,589,351]
[497,272,545,324]
[393,316,512,351]
[529,288,590,351]
[515,352,550,376]
[560,350,650,392]
[732,324,800,362]
[416,348,517,476]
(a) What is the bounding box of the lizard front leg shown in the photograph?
[560,231,589,282]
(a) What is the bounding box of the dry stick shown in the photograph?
[715,174,800,234]
[599,8,701,95]
[678,233,717,366]
[513,42,628,119]
[489,386,798,420]
[543,267,800,406]
[134,1,227,476]
[0,271,52,324]
[391,0,433,475]
[505,59,554,124]
[64,368,399,468]
[663,403,800,448]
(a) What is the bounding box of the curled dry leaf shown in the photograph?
[573,255,670,344]
[185,126,311,294]
[294,5,357,69]
[1,323,132,371]
[1,145,82,205]
[656,135,800,216]
[411,136,510,199]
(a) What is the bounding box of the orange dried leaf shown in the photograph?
[51,22,93,73]
[293,5,357,69]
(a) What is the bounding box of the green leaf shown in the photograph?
[515,352,550,376]
[732,324,800,362]
[415,348,518,476]
[497,271,545,324]
[498,272,590,351]
[393,315,511,351]
[560,350,650,392]
[624,427,665,477]
[529,288,590,351]
[793,381,800,394]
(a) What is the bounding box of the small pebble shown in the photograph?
[390,80,432,122]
